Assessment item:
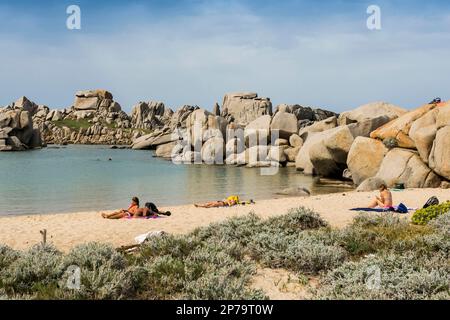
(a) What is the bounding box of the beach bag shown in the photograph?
[226,195,240,204]
[423,196,439,209]
[396,203,408,214]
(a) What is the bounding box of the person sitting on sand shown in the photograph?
[368,184,393,208]
[102,197,140,219]
[194,195,244,208]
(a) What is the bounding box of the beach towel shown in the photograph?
[123,215,164,220]
[351,206,417,214]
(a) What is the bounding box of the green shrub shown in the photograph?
[138,235,199,262]
[264,207,328,234]
[383,138,398,149]
[339,213,434,256]
[429,212,450,236]
[412,202,450,225]
[64,242,126,271]
[0,245,20,270]
[192,213,262,246]
[1,244,64,295]
[248,231,346,274]
[183,273,266,300]
[315,251,450,300]
[60,263,147,300]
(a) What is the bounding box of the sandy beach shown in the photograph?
[1,188,448,252]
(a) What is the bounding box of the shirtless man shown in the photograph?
[368,184,393,208]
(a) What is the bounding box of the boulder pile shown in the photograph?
[352,100,450,190]
[0,97,42,151]
[133,92,339,169]
[32,90,139,145]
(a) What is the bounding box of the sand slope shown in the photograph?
[0,189,448,252]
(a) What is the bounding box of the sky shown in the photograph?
[0,0,449,113]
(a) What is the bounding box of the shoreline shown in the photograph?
[1,188,448,252]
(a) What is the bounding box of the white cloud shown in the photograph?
[0,2,449,112]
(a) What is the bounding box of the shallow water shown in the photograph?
[0,145,349,216]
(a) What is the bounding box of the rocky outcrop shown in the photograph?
[370,102,440,149]
[366,148,441,189]
[429,125,450,180]
[32,90,137,145]
[298,116,338,141]
[270,111,299,139]
[131,101,173,130]
[0,97,42,151]
[347,137,388,185]
[295,101,409,178]
[186,109,228,145]
[74,90,113,110]
[338,102,406,126]
[221,92,272,126]
[348,100,449,189]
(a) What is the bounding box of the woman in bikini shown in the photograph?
[368,184,393,208]
[102,197,140,219]
[194,197,238,208]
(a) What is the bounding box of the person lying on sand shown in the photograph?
[133,202,172,218]
[194,196,254,208]
[194,199,237,208]
[102,197,140,219]
[368,184,393,208]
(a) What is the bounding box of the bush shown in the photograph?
[0,244,64,295]
[412,202,450,225]
[248,230,346,274]
[429,212,450,236]
[183,273,266,300]
[192,213,261,246]
[383,138,398,149]
[264,207,328,234]
[64,242,126,271]
[339,213,433,256]
[138,235,199,261]
[0,245,19,270]
[315,251,450,300]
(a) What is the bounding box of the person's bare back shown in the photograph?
[380,189,393,207]
[369,184,393,208]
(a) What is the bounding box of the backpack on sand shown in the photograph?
[423,196,439,209]
[396,203,408,214]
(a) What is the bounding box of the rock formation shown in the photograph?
[295,102,408,177]
[131,101,173,130]
[351,100,450,190]
[221,92,272,126]
[32,90,139,145]
[0,97,42,151]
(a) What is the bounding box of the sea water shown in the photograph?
[0,145,347,216]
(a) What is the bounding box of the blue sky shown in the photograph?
[0,0,449,112]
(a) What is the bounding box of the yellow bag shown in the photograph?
[226,195,240,204]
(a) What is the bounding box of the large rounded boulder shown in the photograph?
[347,137,388,185]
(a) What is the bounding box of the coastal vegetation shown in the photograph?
[0,207,448,300]
[412,201,450,225]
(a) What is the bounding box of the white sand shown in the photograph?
[0,188,448,252]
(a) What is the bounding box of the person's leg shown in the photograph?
[102,210,122,218]
[368,198,378,208]
[195,201,225,208]
[106,212,127,219]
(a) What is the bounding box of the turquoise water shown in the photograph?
[0,145,346,216]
